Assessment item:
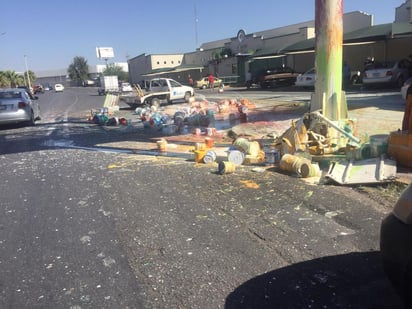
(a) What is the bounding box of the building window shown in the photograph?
[157,61,160,65]
[164,61,167,64]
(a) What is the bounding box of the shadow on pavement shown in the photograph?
[225,251,403,309]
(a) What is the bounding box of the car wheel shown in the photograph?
[27,110,35,126]
[201,85,206,89]
[351,75,360,85]
[396,77,404,88]
[184,92,191,102]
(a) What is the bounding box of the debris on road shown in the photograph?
[92,94,406,185]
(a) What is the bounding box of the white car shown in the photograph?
[401,77,412,100]
[54,84,64,92]
[0,88,41,126]
[362,59,412,88]
[295,68,316,88]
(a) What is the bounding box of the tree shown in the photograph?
[24,70,36,85]
[1,70,24,88]
[103,64,128,81]
[0,71,8,88]
[67,56,89,82]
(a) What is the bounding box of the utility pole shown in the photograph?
[194,4,199,49]
[24,55,32,91]
[312,0,347,120]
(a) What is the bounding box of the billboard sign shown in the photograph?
[96,47,114,59]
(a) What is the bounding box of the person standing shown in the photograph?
[246,70,252,89]
[208,74,214,89]
[188,75,193,86]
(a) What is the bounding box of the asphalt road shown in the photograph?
[0,86,406,308]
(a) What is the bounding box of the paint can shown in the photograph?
[233,138,260,156]
[218,161,236,175]
[206,127,216,136]
[300,162,321,178]
[203,150,217,164]
[264,146,280,166]
[194,150,206,163]
[205,137,214,148]
[195,142,206,151]
[370,134,388,157]
[157,139,167,152]
[279,154,311,176]
[228,150,245,165]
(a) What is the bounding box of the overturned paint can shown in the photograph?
[194,150,206,163]
[203,150,217,164]
[279,154,311,177]
[218,161,236,174]
[228,150,245,165]
[233,138,260,156]
[300,162,321,178]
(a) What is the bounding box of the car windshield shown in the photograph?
[365,61,395,70]
[169,80,182,87]
[0,91,22,99]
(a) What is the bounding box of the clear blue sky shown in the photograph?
[0,0,405,73]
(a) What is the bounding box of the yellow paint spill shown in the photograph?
[305,191,313,198]
[239,180,260,189]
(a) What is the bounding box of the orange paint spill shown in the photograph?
[239,180,260,189]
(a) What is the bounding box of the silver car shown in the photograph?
[363,59,412,88]
[0,88,41,126]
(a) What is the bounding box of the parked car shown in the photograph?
[295,68,316,88]
[401,77,412,100]
[120,82,133,92]
[380,184,412,307]
[0,88,41,126]
[54,84,64,92]
[294,68,362,88]
[363,59,412,88]
[195,76,222,89]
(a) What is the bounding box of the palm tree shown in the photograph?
[0,71,8,88]
[2,70,24,87]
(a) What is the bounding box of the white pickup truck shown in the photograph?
[120,78,195,108]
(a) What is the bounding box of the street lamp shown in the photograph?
[24,55,32,90]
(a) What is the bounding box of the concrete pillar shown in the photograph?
[312,0,348,120]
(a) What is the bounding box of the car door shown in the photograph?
[27,91,40,119]
[168,79,185,100]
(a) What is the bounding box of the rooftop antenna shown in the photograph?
[194,4,199,48]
